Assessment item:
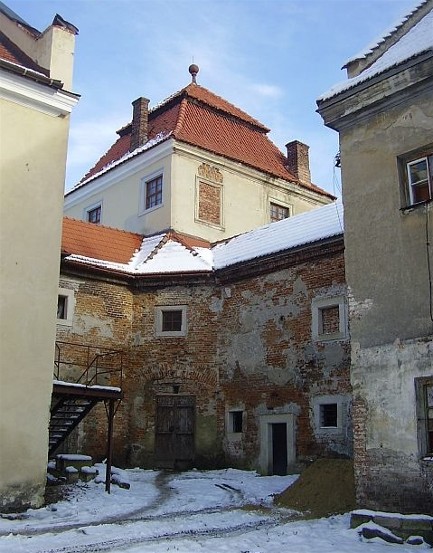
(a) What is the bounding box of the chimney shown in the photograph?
[285,140,311,184]
[131,97,150,151]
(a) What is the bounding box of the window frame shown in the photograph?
[415,377,433,459]
[320,403,338,428]
[155,305,187,337]
[312,395,348,436]
[398,144,433,208]
[228,410,244,434]
[84,201,102,225]
[312,295,348,341]
[56,288,74,326]
[270,201,291,222]
[140,171,164,215]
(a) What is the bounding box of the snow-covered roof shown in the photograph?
[63,202,344,276]
[213,201,344,269]
[344,1,427,65]
[319,6,433,102]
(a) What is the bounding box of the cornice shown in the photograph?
[0,67,79,117]
[64,138,174,208]
[318,53,433,131]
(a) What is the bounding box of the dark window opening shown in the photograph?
[320,403,338,427]
[162,310,183,332]
[57,295,68,320]
[230,411,243,433]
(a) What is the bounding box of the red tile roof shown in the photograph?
[74,83,333,199]
[62,218,211,266]
[62,218,143,264]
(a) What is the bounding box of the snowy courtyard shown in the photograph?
[0,467,428,552]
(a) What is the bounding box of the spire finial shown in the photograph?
[189,63,199,84]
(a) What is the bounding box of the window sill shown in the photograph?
[400,198,432,213]
[139,203,163,217]
[313,333,348,342]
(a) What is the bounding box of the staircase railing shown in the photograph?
[54,341,123,389]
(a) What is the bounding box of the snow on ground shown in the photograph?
[0,467,428,553]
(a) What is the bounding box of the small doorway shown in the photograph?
[259,413,295,475]
[271,423,288,475]
[154,395,195,470]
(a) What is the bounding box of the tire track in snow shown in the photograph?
[35,515,278,553]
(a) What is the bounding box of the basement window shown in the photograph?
[57,288,74,326]
[155,306,187,337]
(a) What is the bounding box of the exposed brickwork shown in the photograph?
[198,181,221,225]
[285,140,311,184]
[56,241,351,473]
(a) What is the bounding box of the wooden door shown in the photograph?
[155,395,195,469]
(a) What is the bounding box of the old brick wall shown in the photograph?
[55,275,134,463]
[216,248,351,471]
[56,242,351,473]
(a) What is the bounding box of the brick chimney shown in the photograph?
[130,97,150,152]
[285,140,311,184]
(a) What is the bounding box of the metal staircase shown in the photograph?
[50,341,123,457]
[49,396,97,457]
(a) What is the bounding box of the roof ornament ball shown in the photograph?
[189,63,199,84]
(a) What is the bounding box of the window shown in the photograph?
[320,403,338,428]
[145,175,163,210]
[312,395,349,436]
[162,310,182,332]
[84,202,102,224]
[155,306,187,337]
[57,288,74,326]
[229,411,243,433]
[270,202,290,222]
[399,146,433,207]
[312,296,347,341]
[416,377,433,458]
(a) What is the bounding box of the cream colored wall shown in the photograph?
[65,154,173,234]
[0,13,75,90]
[0,98,70,511]
[65,141,329,240]
[170,146,329,242]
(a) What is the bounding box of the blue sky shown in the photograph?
[7,0,419,194]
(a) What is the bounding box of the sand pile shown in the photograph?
[275,459,356,518]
